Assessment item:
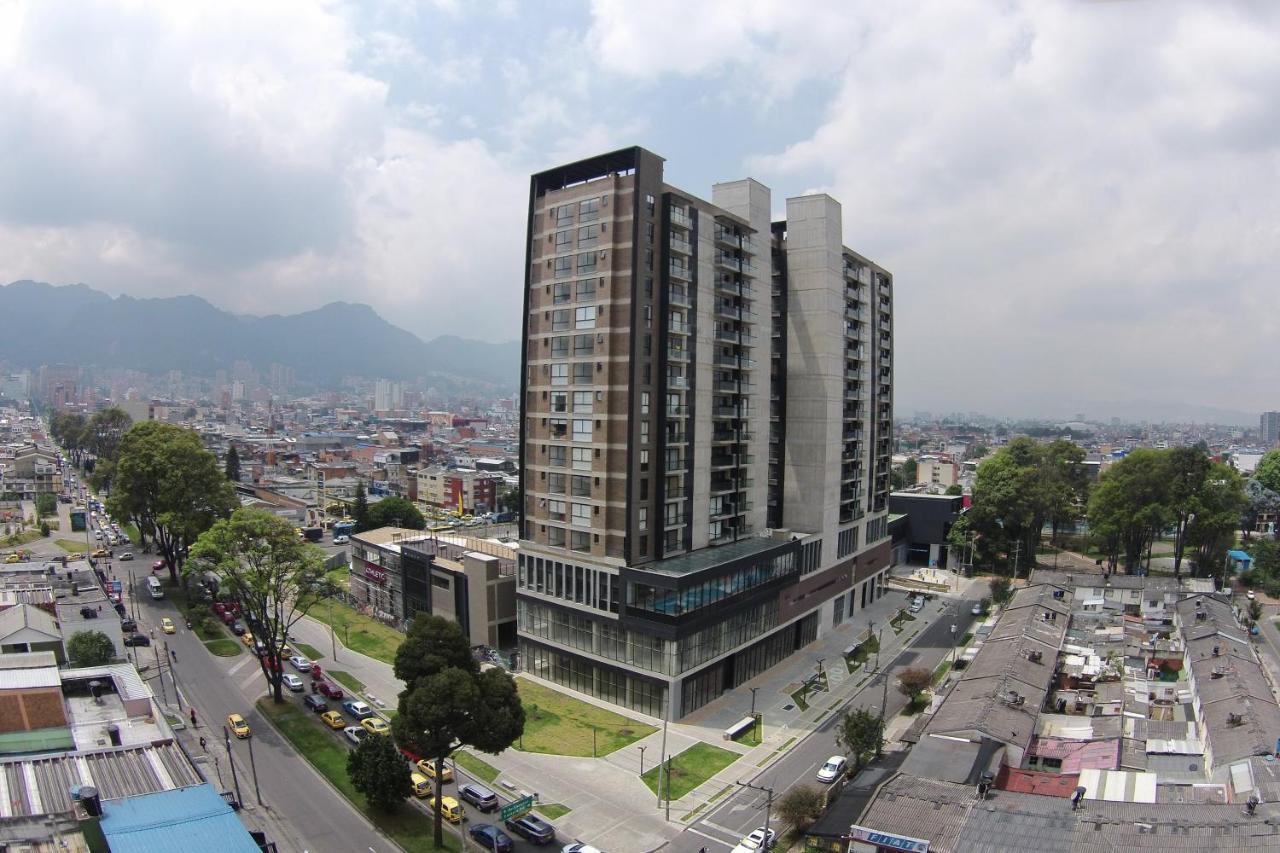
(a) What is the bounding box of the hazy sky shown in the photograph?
[1,1,1278,415]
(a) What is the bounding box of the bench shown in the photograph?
[723,715,757,741]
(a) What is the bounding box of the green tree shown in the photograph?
[352,481,370,532]
[35,493,56,518]
[1254,450,1280,495]
[347,730,412,812]
[109,422,237,583]
[897,667,932,710]
[945,484,963,496]
[189,508,332,703]
[67,630,116,666]
[1165,445,1212,577]
[366,496,425,531]
[39,521,49,537]
[1240,479,1280,540]
[1247,598,1264,627]
[988,576,1013,605]
[88,458,116,494]
[1087,449,1171,573]
[777,785,825,830]
[835,706,883,771]
[224,445,241,482]
[391,614,524,848]
[85,408,132,462]
[51,412,89,466]
[1184,463,1247,579]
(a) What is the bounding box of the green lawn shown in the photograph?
[325,566,350,591]
[124,524,141,544]
[516,678,657,756]
[3,530,44,546]
[535,803,571,820]
[735,716,763,747]
[641,743,739,801]
[309,599,404,664]
[204,639,241,657]
[55,538,89,553]
[256,699,459,852]
[453,750,499,783]
[932,660,952,684]
[330,670,366,694]
[294,642,324,661]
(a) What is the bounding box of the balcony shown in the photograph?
[715,276,741,296]
[713,379,749,394]
[712,405,742,419]
[714,252,741,272]
[665,430,688,444]
[670,235,692,255]
[846,306,862,322]
[667,403,689,418]
[709,454,737,470]
[667,375,688,390]
[669,288,691,308]
[714,327,741,345]
[713,225,739,246]
[667,346,689,362]
[669,319,691,335]
[666,456,687,473]
[669,262,692,282]
[714,353,742,369]
[670,207,693,229]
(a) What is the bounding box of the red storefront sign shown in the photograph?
[362,560,388,586]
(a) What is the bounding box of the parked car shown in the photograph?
[118,552,133,560]
[459,783,499,812]
[78,606,99,619]
[303,694,328,712]
[733,827,776,852]
[343,725,366,746]
[342,699,373,719]
[434,795,465,824]
[318,681,345,700]
[161,617,175,634]
[289,655,312,673]
[123,634,151,647]
[561,845,603,853]
[505,814,556,845]
[468,825,513,853]
[971,602,983,616]
[416,758,454,783]
[281,674,304,692]
[816,755,847,783]
[908,596,925,613]
[320,710,346,729]
[361,717,390,736]
[230,621,247,636]
[151,560,164,572]
[120,618,137,633]
[228,713,251,739]
[333,535,350,544]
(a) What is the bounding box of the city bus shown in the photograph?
[146,576,164,599]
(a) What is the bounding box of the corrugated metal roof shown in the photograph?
[99,783,261,853]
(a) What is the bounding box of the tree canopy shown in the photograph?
[224,445,241,482]
[390,614,524,848]
[85,408,132,462]
[366,496,425,531]
[109,422,237,582]
[67,630,115,666]
[777,785,825,830]
[1254,450,1280,495]
[835,706,883,772]
[347,732,412,812]
[352,481,370,532]
[189,507,332,702]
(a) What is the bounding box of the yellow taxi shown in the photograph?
[433,796,464,824]
[416,758,454,783]
[92,548,109,558]
[320,711,346,730]
[361,717,391,736]
[228,713,251,739]
[241,632,255,648]
[160,617,175,634]
[410,772,433,798]
[4,554,19,564]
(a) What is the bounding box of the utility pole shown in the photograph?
[1012,540,1022,578]
[223,726,244,807]
[246,729,264,806]
[655,697,669,809]
[877,663,892,760]
[736,780,774,848]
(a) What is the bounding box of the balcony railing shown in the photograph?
[714,327,741,344]
[714,252,741,272]
[669,319,691,335]
[667,346,689,361]
[667,375,688,389]
[670,207,693,229]
[669,235,692,255]
[669,263,692,282]
[669,289,691,308]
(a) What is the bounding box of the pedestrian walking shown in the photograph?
[190,708,197,727]
[199,736,207,751]
[171,648,178,662]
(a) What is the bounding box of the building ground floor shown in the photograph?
[517,566,890,720]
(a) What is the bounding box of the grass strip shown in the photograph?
[516,678,656,756]
[534,803,571,819]
[756,736,798,768]
[734,716,763,747]
[641,743,739,801]
[293,641,324,661]
[452,750,499,783]
[330,670,366,694]
[256,698,459,851]
[55,538,88,553]
[310,598,403,664]
[932,660,953,685]
[204,639,241,657]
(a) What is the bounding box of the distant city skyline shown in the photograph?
[1,2,1278,414]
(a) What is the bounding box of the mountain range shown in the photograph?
[0,280,520,389]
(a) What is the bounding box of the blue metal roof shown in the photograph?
[1228,549,1253,562]
[99,784,261,853]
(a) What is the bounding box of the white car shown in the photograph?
[289,655,312,673]
[1247,589,1256,601]
[908,596,924,613]
[343,725,367,746]
[816,755,847,783]
[732,827,776,852]
[971,602,983,616]
[561,845,602,853]
[282,674,305,692]
[333,535,349,544]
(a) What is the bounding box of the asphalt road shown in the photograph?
[677,593,983,852]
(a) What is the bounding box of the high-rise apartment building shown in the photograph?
[517,147,894,719]
[1261,411,1280,446]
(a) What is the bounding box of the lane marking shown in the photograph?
[227,655,255,677]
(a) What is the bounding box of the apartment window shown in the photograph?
[640,479,649,499]
[576,279,597,300]
[577,252,597,275]
[573,334,594,357]
[640,420,649,442]
[553,281,571,303]
[644,248,653,270]
[554,230,572,252]
[571,503,592,528]
[550,391,567,413]
[575,306,596,329]
[640,449,649,471]
[638,507,648,531]
[579,197,600,222]
[665,502,681,526]
[572,362,592,384]
[573,391,593,413]
[549,446,566,467]
[554,256,572,278]
[551,309,571,331]
[551,364,569,386]
[548,500,566,522]
[578,224,600,248]
[646,221,655,241]
[548,473,565,494]
[641,392,650,415]
[554,205,573,226]
[572,419,592,442]
[551,336,569,358]
[645,194,655,214]
[570,531,591,552]
[572,448,592,471]
[571,475,591,497]
[548,526,566,546]
[550,418,568,439]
